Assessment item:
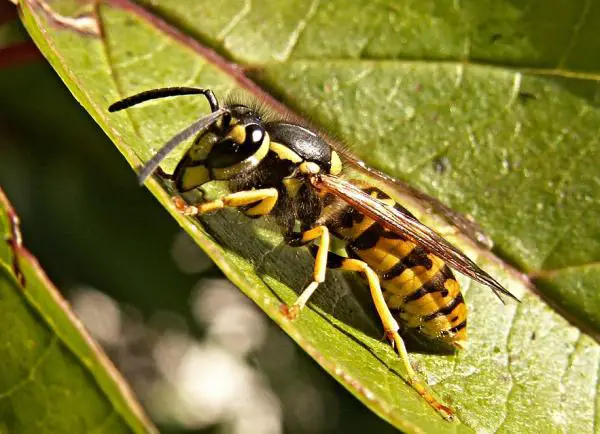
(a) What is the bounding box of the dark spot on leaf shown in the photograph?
[432,156,450,174]
[490,33,502,43]
[518,92,537,104]
[530,331,536,341]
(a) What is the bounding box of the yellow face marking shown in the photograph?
[270,142,303,163]
[189,132,218,161]
[179,165,211,191]
[299,161,320,175]
[330,151,342,175]
[227,124,246,143]
[211,131,270,180]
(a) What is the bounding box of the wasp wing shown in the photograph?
[316,174,518,302]
[334,149,493,249]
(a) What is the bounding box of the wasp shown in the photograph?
[109,87,518,419]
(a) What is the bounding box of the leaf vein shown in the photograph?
[88,409,118,434]
[594,362,600,434]
[281,57,600,82]
[111,40,168,69]
[216,0,252,41]
[278,0,320,61]
[557,0,592,68]
[182,61,206,87]
[558,331,582,418]
[538,124,600,270]
[494,299,521,433]
[0,335,58,400]
[96,6,143,140]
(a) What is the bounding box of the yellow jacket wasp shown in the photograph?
[109,87,518,420]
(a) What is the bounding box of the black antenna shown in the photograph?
[108,86,226,184]
[137,108,228,184]
[108,87,220,113]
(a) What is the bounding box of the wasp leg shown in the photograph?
[323,253,454,420]
[283,226,331,320]
[174,188,278,217]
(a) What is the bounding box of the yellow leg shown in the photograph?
[174,188,278,217]
[338,258,454,421]
[282,226,330,320]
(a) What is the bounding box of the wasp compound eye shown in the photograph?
[207,124,267,169]
[245,124,265,146]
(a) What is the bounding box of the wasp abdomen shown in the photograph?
[328,186,468,351]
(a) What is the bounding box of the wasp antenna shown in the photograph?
[109,87,220,112]
[137,108,228,185]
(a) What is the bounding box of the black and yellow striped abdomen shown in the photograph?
[328,187,468,351]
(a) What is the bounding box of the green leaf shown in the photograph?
[0,190,156,433]
[17,0,600,432]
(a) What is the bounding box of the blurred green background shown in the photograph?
[0,24,398,434]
